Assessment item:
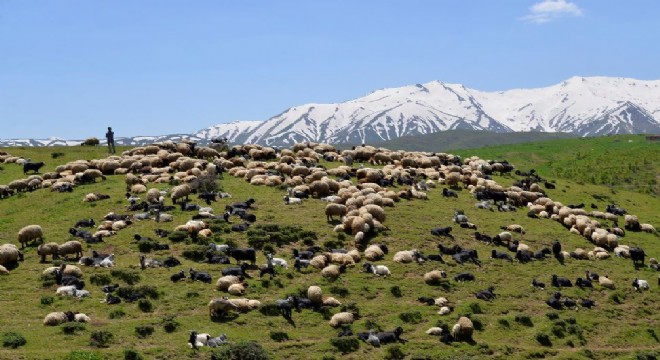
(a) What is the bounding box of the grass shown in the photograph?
[0,137,659,359]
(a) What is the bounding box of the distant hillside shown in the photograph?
[452,134,660,195]
[368,130,579,152]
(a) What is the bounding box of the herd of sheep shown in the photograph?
[0,141,657,356]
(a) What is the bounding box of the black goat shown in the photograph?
[206,252,231,264]
[575,277,593,289]
[453,249,480,266]
[546,292,563,310]
[189,268,212,283]
[474,232,493,243]
[222,263,250,277]
[454,272,475,282]
[23,161,45,174]
[551,274,573,288]
[163,256,181,268]
[375,327,406,344]
[475,286,496,301]
[491,249,513,262]
[74,219,95,228]
[442,188,458,198]
[292,248,315,260]
[226,247,256,265]
[580,298,596,309]
[531,278,545,289]
[630,247,646,266]
[516,250,534,263]
[430,226,453,238]
[171,270,186,282]
[417,297,436,306]
[438,244,462,255]
[552,239,562,258]
[231,222,250,232]
[104,293,121,305]
[102,284,119,293]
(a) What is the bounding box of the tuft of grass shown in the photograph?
[211,341,270,360]
[399,311,423,324]
[161,315,179,333]
[90,273,112,286]
[40,295,54,306]
[109,309,126,319]
[111,269,141,285]
[61,323,86,335]
[270,331,290,342]
[134,326,154,339]
[89,330,114,348]
[330,337,360,354]
[123,348,143,360]
[515,314,534,327]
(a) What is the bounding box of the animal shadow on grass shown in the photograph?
[210,313,240,323]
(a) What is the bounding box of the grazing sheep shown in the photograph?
[322,264,346,280]
[424,270,448,284]
[43,311,75,326]
[451,316,474,341]
[17,224,44,248]
[640,223,656,234]
[0,244,23,267]
[598,275,615,289]
[329,312,357,328]
[171,184,192,204]
[308,286,323,304]
[208,297,239,318]
[325,203,348,222]
[57,241,83,259]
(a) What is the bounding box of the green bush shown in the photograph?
[117,285,159,300]
[2,332,26,349]
[90,330,114,348]
[161,315,180,333]
[211,341,270,360]
[390,286,402,297]
[385,345,406,360]
[109,309,126,319]
[168,231,189,243]
[536,332,552,347]
[467,302,483,315]
[90,273,112,286]
[61,322,86,335]
[497,319,510,328]
[330,337,360,354]
[138,299,154,312]
[64,350,105,360]
[545,312,559,320]
[182,245,208,262]
[329,286,350,298]
[270,331,289,342]
[40,295,54,305]
[515,314,534,327]
[246,224,317,250]
[135,325,154,338]
[123,349,143,360]
[399,311,422,324]
[111,269,141,285]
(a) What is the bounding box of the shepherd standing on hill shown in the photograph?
[105,126,115,154]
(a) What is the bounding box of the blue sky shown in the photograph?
[1,0,658,139]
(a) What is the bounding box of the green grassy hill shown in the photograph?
[367,130,579,152]
[451,134,659,195]
[0,140,658,360]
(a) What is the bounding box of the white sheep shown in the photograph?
[599,275,615,289]
[216,275,242,291]
[57,241,83,259]
[308,286,323,304]
[98,254,115,268]
[227,298,261,313]
[424,270,447,285]
[56,285,77,296]
[633,278,650,291]
[208,297,239,317]
[451,316,474,341]
[171,184,191,204]
[393,249,421,263]
[322,264,344,280]
[0,243,23,266]
[74,313,90,323]
[329,312,356,328]
[426,327,444,335]
[228,283,246,296]
[43,311,73,326]
[17,224,43,248]
[0,265,9,275]
[322,297,342,307]
[437,306,452,315]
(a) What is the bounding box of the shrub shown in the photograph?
[551,325,566,339]
[385,346,405,360]
[399,311,423,324]
[472,318,484,331]
[90,330,114,348]
[64,350,105,360]
[117,285,159,300]
[82,137,100,146]
[364,319,382,332]
[515,314,534,327]
[135,326,154,338]
[41,274,57,288]
[211,341,270,360]
[137,299,154,312]
[536,332,552,347]
[51,152,65,159]
[545,312,559,320]
[61,323,86,335]
[123,349,143,360]
[609,291,626,304]
[111,269,141,285]
[467,302,483,315]
[2,332,26,349]
[330,337,360,354]
[109,309,126,319]
[390,286,402,297]
[329,286,350,298]
[40,295,54,305]
[497,319,510,328]
[246,224,317,250]
[90,273,112,286]
[168,231,189,243]
[161,315,179,333]
[270,331,289,342]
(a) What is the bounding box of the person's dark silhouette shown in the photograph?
[105,127,115,154]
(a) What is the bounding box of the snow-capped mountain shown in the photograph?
[195,76,660,146]
[2,76,658,147]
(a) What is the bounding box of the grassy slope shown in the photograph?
[451,134,659,196]
[366,130,579,153]
[0,142,658,360]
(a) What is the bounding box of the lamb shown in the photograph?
[74,313,91,323]
[424,270,448,285]
[43,311,75,326]
[98,254,116,268]
[83,193,111,202]
[640,223,656,234]
[17,224,43,248]
[632,278,650,291]
[188,331,211,349]
[216,275,243,291]
[451,316,474,342]
[56,285,78,296]
[363,262,391,277]
[228,283,247,296]
[329,312,357,328]
[322,297,342,307]
[283,195,302,205]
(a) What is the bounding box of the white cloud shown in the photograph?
[521,0,584,24]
